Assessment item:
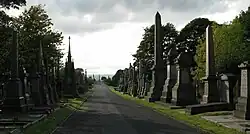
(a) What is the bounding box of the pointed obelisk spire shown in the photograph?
[67,36,72,63]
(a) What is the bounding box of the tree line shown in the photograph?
[111,6,250,86]
[0,0,64,74]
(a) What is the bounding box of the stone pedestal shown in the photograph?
[2,31,27,113]
[234,62,250,119]
[161,64,177,103]
[202,75,219,103]
[3,78,27,113]
[30,73,43,106]
[171,66,197,106]
[219,73,237,109]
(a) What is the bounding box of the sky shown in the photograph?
[5,0,250,75]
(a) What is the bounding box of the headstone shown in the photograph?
[131,66,138,97]
[30,64,42,106]
[137,60,145,98]
[161,46,178,103]
[39,41,50,105]
[218,73,237,109]
[234,61,250,119]
[171,52,197,106]
[202,25,220,103]
[20,66,33,110]
[2,30,27,113]
[148,12,165,102]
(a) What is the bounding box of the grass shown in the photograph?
[109,87,245,134]
[23,90,92,134]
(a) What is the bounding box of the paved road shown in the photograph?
[53,84,201,134]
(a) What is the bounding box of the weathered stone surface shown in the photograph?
[2,30,27,113]
[171,52,197,106]
[234,61,250,120]
[202,25,220,103]
[148,12,165,102]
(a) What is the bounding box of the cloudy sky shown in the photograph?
[6,0,250,75]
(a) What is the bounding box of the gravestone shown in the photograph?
[63,36,78,98]
[202,25,220,103]
[51,66,58,102]
[30,61,42,106]
[39,41,50,106]
[234,61,250,119]
[218,73,237,109]
[44,54,55,104]
[2,30,27,113]
[20,66,33,110]
[131,66,138,97]
[171,52,197,106]
[127,63,133,95]
[56,56,62,98]
[148,12,165,102]
[124,69,129,94]
[161,46,178,103]
[138,60,145,98]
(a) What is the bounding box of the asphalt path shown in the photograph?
[53,83,201,134]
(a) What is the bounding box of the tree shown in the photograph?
[177,18,212,55]
[195,17,250,79]
[111,69,123,86]
[132,23,178,79]
[13,4,64,72]
[0,0,26,9]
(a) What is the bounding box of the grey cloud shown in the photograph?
[26,0,240,34]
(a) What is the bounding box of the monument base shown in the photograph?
[234,97,250,120]
[202,75,219,103]
[185,102,229,115]
[160,91,171,103]
[2,97,27,113]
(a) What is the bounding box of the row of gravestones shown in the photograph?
[0,30,88,115]
[116,12,250,120]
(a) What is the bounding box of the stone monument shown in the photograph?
[148,12,165,102]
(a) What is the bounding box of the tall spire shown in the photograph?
[67,36,72,63]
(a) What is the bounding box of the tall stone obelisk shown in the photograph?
[202,25,220,103]
[148,12,165,102]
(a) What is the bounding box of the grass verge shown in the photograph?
[109,87,244,134]
[23,90,92,134]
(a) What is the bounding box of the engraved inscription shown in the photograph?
[241,69,248,97]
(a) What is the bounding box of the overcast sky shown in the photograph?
[6,0,250,75]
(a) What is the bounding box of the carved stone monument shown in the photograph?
[2,30,27,113]
[171,52,197,106]
[202,25,220,103]
[148,12,165,102]
[234,61,250,119]
[161,46,178,103]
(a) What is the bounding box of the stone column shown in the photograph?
[52,65,59,102]
[3,30,27,113]
[131,66,138,97]
[148,12,165,102]
[234,61,250,119]
[202,25,220,103]
[39,41,50,105]
[161,47,178,103]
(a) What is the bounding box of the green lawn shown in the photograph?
[109,87,244,134]
[23,91,92,134]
